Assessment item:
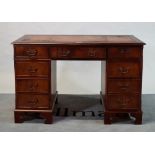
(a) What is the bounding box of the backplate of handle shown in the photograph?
[116,98,128,108]
[61,50,71,57]
[26,50,38,57]
[120,48,128,53]
[118,82,129,91]
[88,49,96,57]
[29,83,38,91]
[28,67,38,74]
[28,98,39,105]
[118,67,129,74]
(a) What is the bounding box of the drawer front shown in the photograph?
[50,47,106,59]
[15,46,49,59]
[15,61,50,77]
[16,79,49,93]
[108,47,141,59]
[107,79,141,93]
[107,62,141,78]
[16,94,50,109]
[106,94,139,110]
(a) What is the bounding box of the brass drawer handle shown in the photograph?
[26,50,38,57]
[28,67,38,74]
[118,67,129,74]
[28,99,39,105]
[118,82,129,91]
[28,98,39,106]
[61,50,71,57]
[120,48,128,53]
[88,49,96,57]
[116,97,134,108]
[116,98,127,108]
[121,98,132,108]
[120,86,129,91]
[116,98,123,104]
[29,83,38,91]
[118,82,129,87]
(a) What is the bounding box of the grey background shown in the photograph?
[0,22,154,94]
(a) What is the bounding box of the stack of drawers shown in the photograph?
[14,45,54,124]
[50,47,106,60]
[104,47,143,124]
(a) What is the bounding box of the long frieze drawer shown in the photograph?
[50,47,106,59]
[106,94,140,110]
[107,79,141,93]
[107,62,141,78]
[16,94,50,109]
[15,61,50,77]
[14,45,49,59]
[108,47,142,58]
[16,79,49,93]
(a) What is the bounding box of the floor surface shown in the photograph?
[0,94,155,132]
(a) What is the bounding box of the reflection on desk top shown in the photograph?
[12,35,145,45]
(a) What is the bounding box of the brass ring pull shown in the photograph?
[88,49,96,57]
[117,98,127,108]
[120,48,128,53]
[26,50,38,57]
[118,82,129,87]
[118,82,129,91]
[28,67,38,74]
[61,50,70,57]
[120,87,128,91]
[29,83,38,91]
[119,67,129,74]
[28,98,39,106]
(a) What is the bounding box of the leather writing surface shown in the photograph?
[12,35,145,45]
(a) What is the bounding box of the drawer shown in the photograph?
[107,79,141,93]
[50,47,106,59]
[107,62,141,78]
[108,47,141,58]
[16,94,50,109]
[15,45,49,59]
[15,61,50,77]
[16,79,49,93]
[106,94,139,110]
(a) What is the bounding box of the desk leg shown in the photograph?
[104,112,111,124]
[14,110,53,124]
[131,112,142,125]
[40,112,53,124]
[14,111,24,123]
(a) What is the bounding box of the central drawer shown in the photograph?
[50,47,106,59]
[16,94,50,109]
[15,61,50,77]
[16,79,49,93]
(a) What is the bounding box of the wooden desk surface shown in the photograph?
[12,35,145,45]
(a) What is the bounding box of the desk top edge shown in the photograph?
[12,35,146,45]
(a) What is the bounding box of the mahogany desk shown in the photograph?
[12,35,145,124]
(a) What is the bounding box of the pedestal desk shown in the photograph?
[12,35,145,124]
